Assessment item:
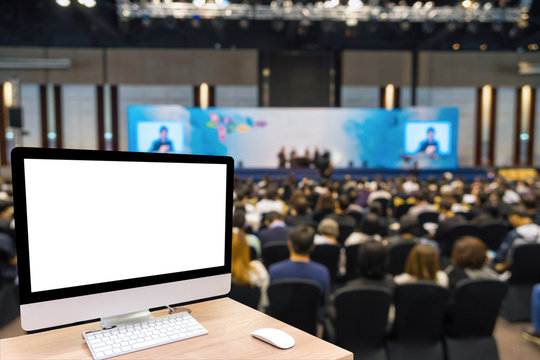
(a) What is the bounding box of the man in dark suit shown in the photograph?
[258,211,291,246]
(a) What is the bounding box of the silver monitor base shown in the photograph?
[100,310,154,329]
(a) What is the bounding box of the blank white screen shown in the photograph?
[24,159,227,293]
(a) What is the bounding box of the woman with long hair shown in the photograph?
[394,243,448,287]
[231,228,269,310]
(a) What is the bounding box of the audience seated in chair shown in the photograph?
[394,243,449,287]
[494,205,540,267]
[233,208,262,259]
[344,213,382,247]
[346,240,394,291]
[268,224,330,308]
[258,211,291,246]
[444,236,500,289]
[314,218,339,245]
[231,229,269,311]
[285,196,316,228]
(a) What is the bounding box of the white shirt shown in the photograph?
[394,270,449,288]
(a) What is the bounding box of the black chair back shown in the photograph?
[438,224,481,257]
[388,241,416,276]
[267,279,321,335]
[249,246,258,261]
[391,282,450,343]
[311,244,341,282]
[418,211,439,225]
[507,243,540,283]
[445,279,508,338]
[229,283,261,310]
[477,222,509,251]
[0,283,20,328]
[348,211,363,226]
[333,286,392,351]
[337,225,355,246]
[394,204,413,220]
[261,241,289,269]
[345,244,361,280]
[454,211,474,221]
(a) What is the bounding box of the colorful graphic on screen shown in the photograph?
[127,105,459,169]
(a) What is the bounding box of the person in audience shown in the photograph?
[494,205,540,265]
[522,283,540,345]
[346,240,394,290]
[233,209,262,258]
[258,211,291,246]
[386,214,421,246]
[445,236,500,288]
[344,213,383,246]
[255,186,284,216]
[470,200,502,225]
[407,190,437,220]
[367,182,392,207]
[314,218,339,245]
[312,192,336,223]
[394,243,449,287]
[285,196,316,228]
[0,232,17,287]
[523,195,540,225]
[434,199,467,240]
[325,193,357,231]
[269,224,330,306]
[231,229,269,310]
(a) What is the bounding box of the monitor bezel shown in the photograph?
[11,147,233,307]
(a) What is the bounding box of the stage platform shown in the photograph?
[234,167,489,182]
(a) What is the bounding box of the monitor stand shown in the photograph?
[100,310,154,329]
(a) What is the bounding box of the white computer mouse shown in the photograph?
[251,328,295,349]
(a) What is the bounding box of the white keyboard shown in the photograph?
[83,311,208,360]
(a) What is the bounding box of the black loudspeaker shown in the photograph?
[8,107,22,128]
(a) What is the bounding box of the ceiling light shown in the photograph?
[56,0,70,7]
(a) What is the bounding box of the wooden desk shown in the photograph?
[0,297,352,360]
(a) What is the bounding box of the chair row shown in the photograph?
[232,279,508,360]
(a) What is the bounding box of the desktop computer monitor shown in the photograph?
[11,147,233,331]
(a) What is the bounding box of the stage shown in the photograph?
[233,167,489,182]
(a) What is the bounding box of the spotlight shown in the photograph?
[239,18,250,30]
[191,18,201,28]
[212,17,225,31]
[321,20,336,33]
[466,21,478,34]
[56,0,70,6]
[142,16,152,28]
[491,21,503,32]
[400,21,411,31]
[446,21,458,31]
[272,19,285,32]
[164,16,176,29]
[422,22,434,34]
[461,0,472,8]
